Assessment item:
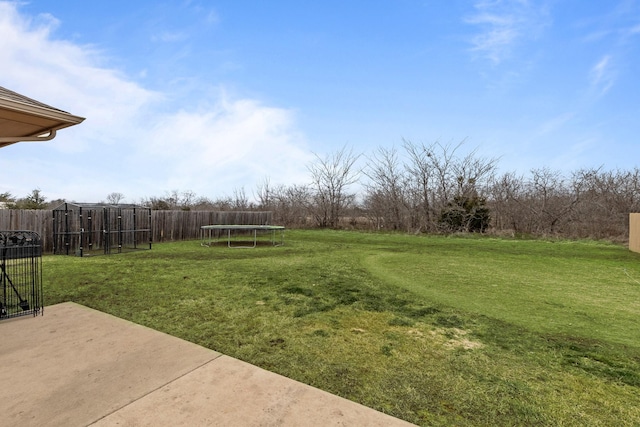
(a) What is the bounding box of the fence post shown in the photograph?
[630,213,640,253]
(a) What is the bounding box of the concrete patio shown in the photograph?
[0,302,415,426]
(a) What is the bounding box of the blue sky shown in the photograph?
[1,0,639,203]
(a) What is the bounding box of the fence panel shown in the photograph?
[630,213,640,253]
[0,210,273,253]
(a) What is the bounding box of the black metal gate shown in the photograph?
[0,231,43,319]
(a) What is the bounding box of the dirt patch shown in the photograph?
[441,328,484,350]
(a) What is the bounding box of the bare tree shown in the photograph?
[489,168,582,236]
[272,183,313,227]
[452,148,498,199]
[488,172,527,233]
[255,177,274,211]
[230,187,251,210]
[428,141,462,210]
[308,146,361,228]
[191,196,216,210]
[106,192,125,205]
[362,146,409,230]
[403,139,436,231]
[404,139,475,230]
[402,139,497,233]
[487,166,640,239]
[526,167,581,234]
[571,167,640,238]
[180,190,197,210]
[142,190,199,210]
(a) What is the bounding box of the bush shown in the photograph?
[439,195,490,233]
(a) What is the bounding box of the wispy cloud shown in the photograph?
[151,31,189,43]
[536,112,576,135]
[182,0,220,25]
[203,9,220,25]
[580,2,640,42]
[465,0,550,64]
[575,2,640,103]
[0,2,311,201]
[589,54,616,96]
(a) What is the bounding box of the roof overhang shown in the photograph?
[0,86,85,149]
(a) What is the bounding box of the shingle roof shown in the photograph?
[0,85,84,148]
[0,86,70,114]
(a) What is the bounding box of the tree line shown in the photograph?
[2,141,638,241]
[260,141,639,241]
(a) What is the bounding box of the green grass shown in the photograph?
[42,230,640,426]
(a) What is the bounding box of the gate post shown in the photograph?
[630,213,640,253]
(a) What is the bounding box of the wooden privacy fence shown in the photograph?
[152,211,272,242]
[0,210,52,245]
[630,213,640,253]
[0,210,272,253]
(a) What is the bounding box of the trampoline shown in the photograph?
[201,225,285,248]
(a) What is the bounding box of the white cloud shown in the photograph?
[137,95,312,197]
[0,3,160,150]
[589,54,615,96]
[465,0,549,64]
[0,1,311,202]
[466,4,518,63]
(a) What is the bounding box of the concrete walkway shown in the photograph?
[0,302,415,426]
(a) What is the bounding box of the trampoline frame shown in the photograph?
[200,225,285,248]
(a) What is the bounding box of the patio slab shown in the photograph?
[0,302,415,426]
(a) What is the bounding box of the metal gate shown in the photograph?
[0,231,43,319]
[52,203,152,256]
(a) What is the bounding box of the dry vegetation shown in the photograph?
[3,141,638,243]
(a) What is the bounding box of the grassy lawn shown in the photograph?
[43,230,640,426]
